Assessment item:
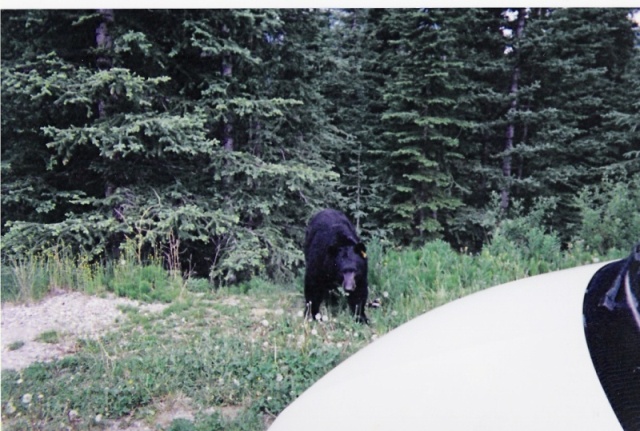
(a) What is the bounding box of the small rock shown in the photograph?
[5,401,17,415]
[68,409,80,422]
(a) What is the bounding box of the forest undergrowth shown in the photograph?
[1,228,628,431]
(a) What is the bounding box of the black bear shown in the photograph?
[583,242,640,431]
[304,209,369,323]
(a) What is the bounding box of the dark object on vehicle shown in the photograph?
[583,242,640,431]
[303,209,369,323]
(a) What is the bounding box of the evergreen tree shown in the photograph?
[440,8,513,248]
[3,8,638,275]
[1,9,343,283]
[511,8,638,236]
[599,12,640,177]
[374,9,470,245]
[319,9,387,235]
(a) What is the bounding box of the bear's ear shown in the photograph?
[355,242,367,259]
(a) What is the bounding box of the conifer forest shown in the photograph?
[2,9,639,283]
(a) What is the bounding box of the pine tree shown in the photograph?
[442,8,513,248]
[1,9,344,283]
[510,8,638,236]
[318,9,387,234]
[373,9,470,244]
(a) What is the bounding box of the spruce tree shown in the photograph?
[318,9,388,234]
[511,8,638,235]
[1,9,344,283]
[374,9,469,244]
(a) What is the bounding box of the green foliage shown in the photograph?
[1,21,636,431]
[505,8,639,233]
[573,174,640,254]
[1,245,106,302]
[2,8,638,283]
[110,263,181,303]
[1,260,50,302]
[372,9,471,244]
[1,10,343,285]
[0,235,625,430]
[106,241,182,302]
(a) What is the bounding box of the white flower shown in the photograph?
[311,329,318,336]
[315,313,322,321]
[120,259,126,266]
[21,393,32,405]
[336,342,343,348]
[321,314,329,322]
[383,291,389,298]
[263,341,269,348]
[95,414,103,424]
[296,310,304,318]
[5,401,16,415]
[261,319,269,327]
[276,374,284,382]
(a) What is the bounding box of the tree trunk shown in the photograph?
[96,9,114,122]
[96,10,125,225]
[221,24,234,152]
[501,8,526,212]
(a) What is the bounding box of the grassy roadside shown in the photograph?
[1,237,624,430]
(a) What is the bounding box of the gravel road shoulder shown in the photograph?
[1,291,167,371]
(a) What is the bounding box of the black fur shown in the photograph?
[583,242,640,430]
[304,209,369,323]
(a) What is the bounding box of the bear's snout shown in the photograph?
[342,271,356,292]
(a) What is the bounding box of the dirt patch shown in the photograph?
[0,291,275,429]
[1,291,167,371]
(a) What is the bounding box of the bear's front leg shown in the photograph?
[348,293,369,324]
[304,279,323,320]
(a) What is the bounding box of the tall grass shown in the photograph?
[1,233,627,430]
[1,246,106,302]
[366,230,621,331]
[1,240,185,303]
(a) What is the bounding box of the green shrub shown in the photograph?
[110,263,182,303]
[186,277,213,293]
[573,174,640,255]
[106,240,183,302]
